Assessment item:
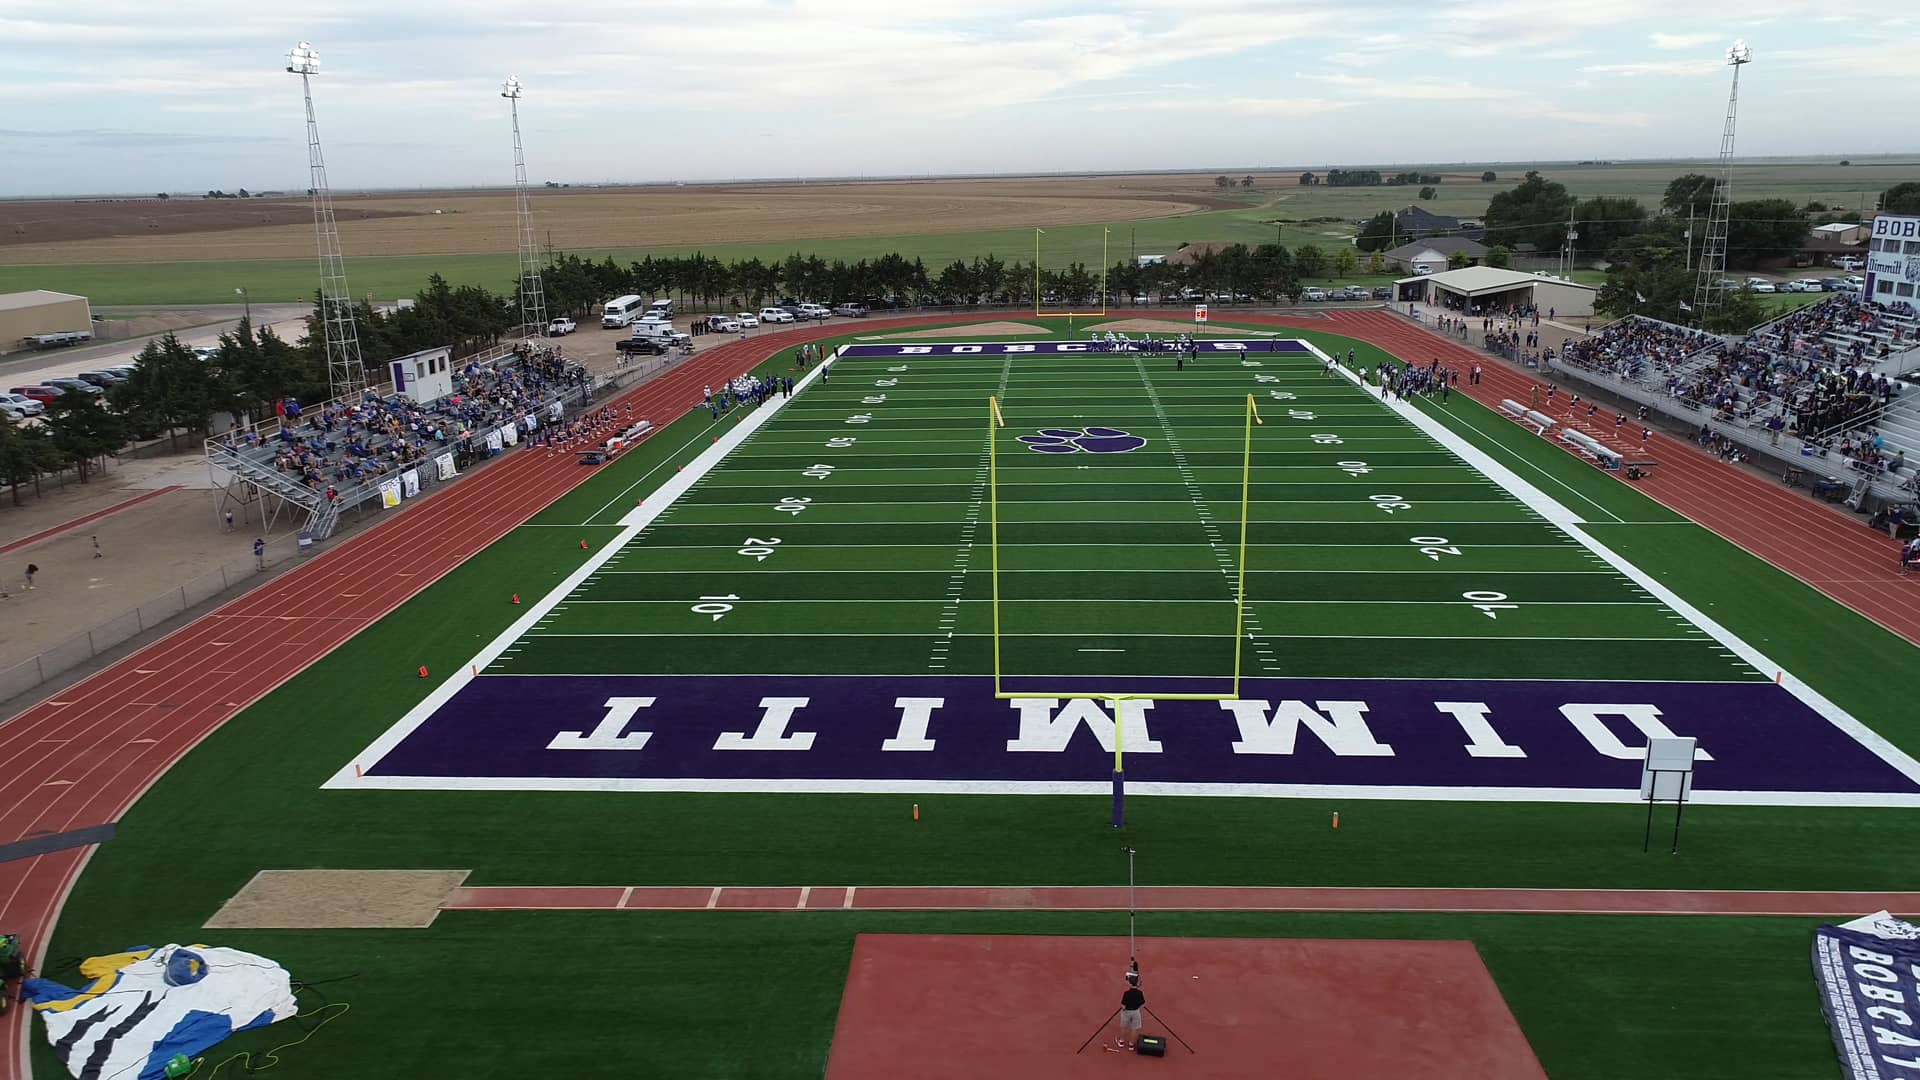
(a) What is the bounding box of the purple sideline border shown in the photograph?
[836,339,1311,358]
[364,674,1920,798]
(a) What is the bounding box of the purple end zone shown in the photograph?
[836,339,1310,358]
[364,674,1920,798]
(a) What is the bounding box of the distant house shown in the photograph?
[1382,237,1489,275]
[1393,205,1485,242]
[1812,222,1866,245]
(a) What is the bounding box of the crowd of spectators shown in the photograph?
[1555,317,1722,383]
[216,344,589,498]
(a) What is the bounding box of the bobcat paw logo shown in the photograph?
[1015,427,1147,454]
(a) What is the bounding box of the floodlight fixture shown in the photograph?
[1727,40,1751,65]
[502,76,524,100]
[287,41,320,76]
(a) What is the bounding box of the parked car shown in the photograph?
[10,385,65,404]
[46,376,103,396]
[758,307,795,324]
[1370,286,1393,300]
[1785,279,1824,293]
[546,317,576,336]
[734,312,760,328]
[0,399,28,422]
[78,371,127,387]
[190,346,220,361]
[0,390,42,417]
[833,303,869,318]
[615,337,667,355]
[1744,278,1777,293]
[103,365,137,379]
[1300,287,1329,302]
[707,315,741,333]
[1844,275,1865,288]
[1835,256,1864,271]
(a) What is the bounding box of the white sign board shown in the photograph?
[1640,735,1697,802]
[1194,304,1209,324]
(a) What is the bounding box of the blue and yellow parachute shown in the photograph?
[23,944,296,1080]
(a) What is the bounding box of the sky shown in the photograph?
[0,0,1915,196]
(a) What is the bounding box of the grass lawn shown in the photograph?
[35,319,1911,1077]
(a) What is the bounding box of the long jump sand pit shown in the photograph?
[1087,319,1279,336]
[824,935,1546,1080]
[204,870,471,929]
[858,321,1047,340]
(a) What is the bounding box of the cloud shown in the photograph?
[1580,58,1722,78]
[1095,96,1356,116]
[1650,32,1722,49]
[1296,72,1506,101]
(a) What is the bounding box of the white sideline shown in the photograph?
[324,357,832,788]
[1306,340,1920,793]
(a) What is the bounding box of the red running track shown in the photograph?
[0,316,957,1079]
[1242,310,1920,645]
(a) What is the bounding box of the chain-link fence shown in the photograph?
[0,532,312,705]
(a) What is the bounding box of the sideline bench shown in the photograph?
[1559,428,1625,470]
[1499,399,1557,435]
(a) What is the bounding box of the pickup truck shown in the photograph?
[546,317,576,336]
[615,337,667,355]
[833,303,868,318]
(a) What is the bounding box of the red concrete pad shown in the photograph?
[824,935,1546,1080]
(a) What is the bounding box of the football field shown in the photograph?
[340,336,1920,805]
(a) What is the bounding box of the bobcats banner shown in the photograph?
[434,452,456,481]
[401,468,420,499]
[500,423,518,447]
[485,430,503,452]
[379,478,401,508]
[1814,913,1920,1079]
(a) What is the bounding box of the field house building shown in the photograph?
[1390,266,1596,317]
[0,289,93,355]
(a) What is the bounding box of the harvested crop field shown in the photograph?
[1,173,1267,265]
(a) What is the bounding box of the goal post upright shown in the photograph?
[987,381,1266,827]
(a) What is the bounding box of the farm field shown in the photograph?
[36,317,1920,1078]
[1,159,1905,304]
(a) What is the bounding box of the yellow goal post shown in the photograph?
[987,392,1265,743]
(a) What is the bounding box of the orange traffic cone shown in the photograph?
[418,665,429,679]
[579,539,589,550]
[511,593,521,605]
[1331,811,1340,829]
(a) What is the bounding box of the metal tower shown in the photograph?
[1692,40,1752,317]
[503,76,548,343]
[287,41,367,400]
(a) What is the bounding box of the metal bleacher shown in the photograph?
[205,347,594,540]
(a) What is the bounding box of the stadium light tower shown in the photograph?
[1692,39,1752,319]
[503,76,548,344]
[287,41,368,400]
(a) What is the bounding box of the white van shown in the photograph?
[646,298,674,319]
[602,295,645,328]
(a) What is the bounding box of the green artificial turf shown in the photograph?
[36,319,1915,1078]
